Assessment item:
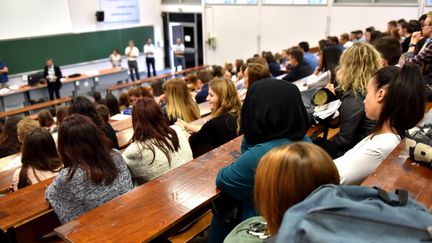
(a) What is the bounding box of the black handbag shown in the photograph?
[211,192,243,228]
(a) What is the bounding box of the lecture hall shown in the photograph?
[0,0,432,242]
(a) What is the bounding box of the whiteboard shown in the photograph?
[0,0,73,40]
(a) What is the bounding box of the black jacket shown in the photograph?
[314,91,375,158]
[43,65,62,87]
[282,61,313,82]
[189,113,239,157]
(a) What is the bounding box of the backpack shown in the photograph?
[275,185,432,243]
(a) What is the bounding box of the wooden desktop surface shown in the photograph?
[361,140,432,210]
[0,67,124,98]
[54,135,243,242]
[0,97,72,118]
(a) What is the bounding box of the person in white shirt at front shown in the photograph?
[125,40,140,81]
[144,38,156,77]
[334,64,425,185]
[172,38,185,72]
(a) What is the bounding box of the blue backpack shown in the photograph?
[275,185,432,243]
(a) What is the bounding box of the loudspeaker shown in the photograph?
[96,11,104,22]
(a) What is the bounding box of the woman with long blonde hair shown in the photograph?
[314,42,382,158]
[164,78,200,124]
[177,77,242,157]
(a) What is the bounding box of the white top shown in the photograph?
[144,44,155,58]
[122,125,193,184]
[109,53,122,67]
[172,44,185,56]
[343,41,354,49]
[125,46,140,61]
[334,133,401,185]
[12,165,60,191]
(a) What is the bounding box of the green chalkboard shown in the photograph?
[0,26,153,75]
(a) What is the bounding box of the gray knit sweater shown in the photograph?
[45,149,133,224]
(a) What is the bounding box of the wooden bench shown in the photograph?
[0,97,71,119]
[361,139,432,210]
[54,135,242,242]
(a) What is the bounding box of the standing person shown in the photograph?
[45,114,133,224]
[144,38,156,77]
[0,58,9,88]
[43,58,62,100]
[125,40,140,81]
[109,49,122,68]
[172,38,185,72]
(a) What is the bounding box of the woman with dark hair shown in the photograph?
[12,128,62,191]
[335,64,425,185]
[308,44,342,88]
[225,143,339,241]
[37,110,56,132]
[69,96,119,149]
[177,78,242,157]
[45,114,132,224]
[209,78,311,243]
[264,52,281,77]
[105,94,121,116]
[0,116,21,158]
[122,98,192,185]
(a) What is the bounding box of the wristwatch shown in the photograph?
[409,43,417,47]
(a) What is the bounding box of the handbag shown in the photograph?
[211,192,243,229]
[406,124,432,167]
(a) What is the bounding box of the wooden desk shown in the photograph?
[198,101,211,117]
[361,140,432,210]
[0,97,71,118]
[0,178,58,242]
[110,117,132,132]
[0,168,17,194]
[54,135,242,242]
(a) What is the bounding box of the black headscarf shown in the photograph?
[241,78,309,145]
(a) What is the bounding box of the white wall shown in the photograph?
[203,4,427,65]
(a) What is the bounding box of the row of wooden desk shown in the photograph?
[0,67,127,112]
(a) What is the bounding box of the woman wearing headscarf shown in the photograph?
[209,78,311,243]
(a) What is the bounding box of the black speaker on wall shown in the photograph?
[96,11,104,22]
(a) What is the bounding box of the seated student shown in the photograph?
[164,78,200,124]
[38,110,56,132]
[340,33,353,49]
[46,114,133,224]
[210,78,311,243]
[118,92,130,111]
[92,91,102,104]
[308,44,342,88]
[400,22,415,53]
[373,36,402,66]
[335,64,424,185]
[12,128,62,191]
[176,78,242,157]
[314,43,381,158]
[122,98,193,185]
[69,96,119,149]
[195,70,213,104]
[128,86,153,106]
[52,106,68,133]
[298,42,318,70]
[5,117,40,170]
[263,52,281,77]
[212,65,224,78]
[105,94,121,116]
[238,62,270,100]
[95,104,111,124]
[0,117,21,158]
[237,57,268,91]
[224,143,340,242]
[282,47,313,82]
[405,12,432,98]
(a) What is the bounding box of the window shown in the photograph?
[162,0,201,4]
[262,0,326,4]
[333,0,416,4]
[205,0,258,4]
